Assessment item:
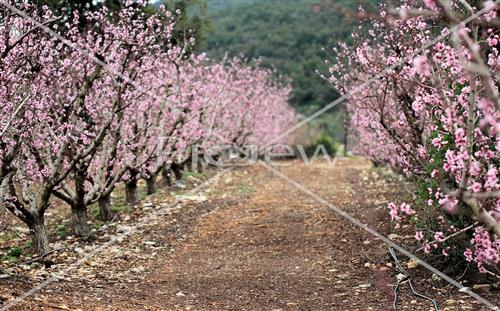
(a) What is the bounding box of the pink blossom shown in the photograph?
[471,182,481,193]
[434,231,445,242]
[485,168,498,190]
[431,137,442,148]
[423,0,437,10]
[413,56,431,77]
[423,242,432,254]
[388,202,399,221]
[400,203,415,215]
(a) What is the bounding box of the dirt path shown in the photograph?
[2,159,498,310]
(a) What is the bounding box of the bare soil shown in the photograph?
[0,158,498,310]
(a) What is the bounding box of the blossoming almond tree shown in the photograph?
[0,2,110,253]
[0,3,60,238]
[330,0,499,274]
[136,53,205,197]
[196,59,295,159]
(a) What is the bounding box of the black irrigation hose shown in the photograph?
[389,247,439,311]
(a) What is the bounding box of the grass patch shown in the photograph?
[138,188,148,201]
[7,247,22,258]
[55,224,68,239]
[112,203,131,213]
[184,170,207,178]
[89,205,100,218]
[236,184,256,197]
[92,223,103,231]
[1,246,24,263]
[0,232,16,242]
[112,193,127,207]
[171,189,189,196]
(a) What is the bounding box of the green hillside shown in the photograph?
[203,0,376,141]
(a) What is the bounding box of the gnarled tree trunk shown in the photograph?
[197,157,206,173]
[125,169,139,204]
[125,180,138,205]
[27,214,49,255]
[125,180,138,204]
[98,195,113,221]
[71,202,89,237]
[171,162,183,181]
[145,174,157,195]
[72,166,89,236]
[161,166,172,187]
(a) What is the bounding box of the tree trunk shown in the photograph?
[72,166,89,237]
[201,158,208,172]
[28,215,49,255]
[125,179,138,204]
[145,174,157,195]
[125,169,140,204]
[343,103,349,154]
[184,159,192,172]
[171,163,183,181]
[98,195,113,221]
[71,202,89,237]
[196,157,205,173]
[463,192,500,238]
[161,167,172,187]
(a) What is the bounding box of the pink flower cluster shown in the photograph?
[329,0,499,272]
[465,227,500,272]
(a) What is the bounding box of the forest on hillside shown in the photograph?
[204,0,379,141]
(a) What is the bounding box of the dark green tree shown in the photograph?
[153,0,209,53]
[33,0,209,54]
[34,0,122,12]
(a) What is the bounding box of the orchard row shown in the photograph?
[0,2,295,254]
